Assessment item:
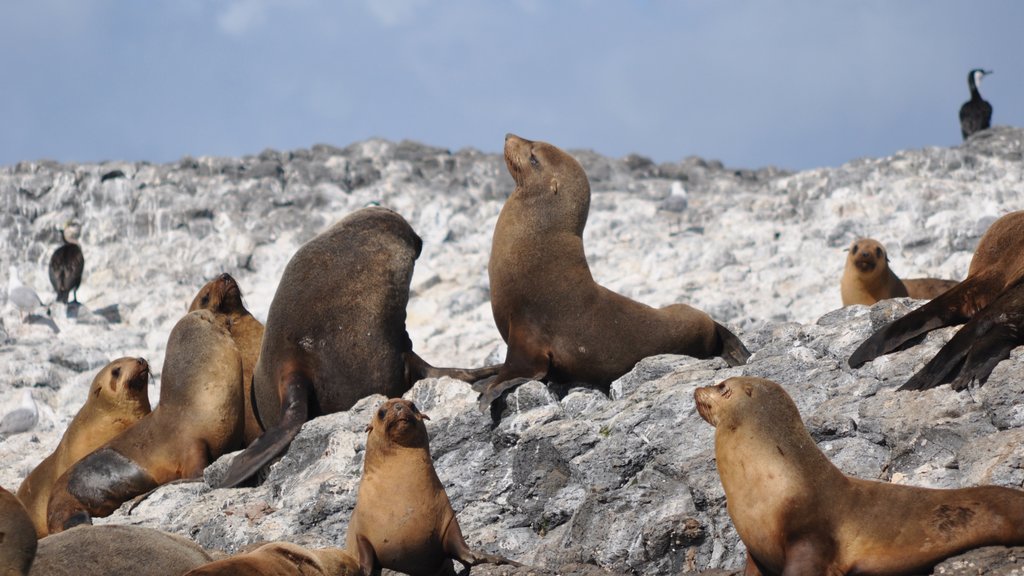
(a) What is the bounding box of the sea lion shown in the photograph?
[694,376,1024,576]
[1,486,36,576]
[30,524,216,576]
[849,211,1024,389]
[189,273,265,446]
[478,134,749,411]
[183,542,360,576]
[48,221,84,304]
[840,238,959,306]
[17,357,151,537]
[345,398,518,576]
[46,309,243,533]
[218,207,498,488]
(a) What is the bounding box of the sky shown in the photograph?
[2,1,1022,171]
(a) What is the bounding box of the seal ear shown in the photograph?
[365,423,373,433]
[550,180,558,195]
[417,412,430,421]
[742,382,754,397]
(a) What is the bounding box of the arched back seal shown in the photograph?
[840,238,958,306]
[17,357,151,537]
[183,542,360,576]
[345,398,519,576]
[218,207,498,488]
[1,486,36,576]
[46,310,243,533]
[479,134,749,412]
[695,376,1024,575]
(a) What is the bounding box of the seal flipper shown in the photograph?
[714,322,750,366]
[898,317,990,391]
[948,282,1024,390]
[442,515,521,570]
[355,534,379,576]
[218,372,310,488]
[403,351,502,385]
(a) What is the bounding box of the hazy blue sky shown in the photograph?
[2,1,1021,170]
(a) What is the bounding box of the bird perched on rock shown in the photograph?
[960,69,993,140]
[49,221,85,304]
[0,389,39,439]
[7,265,48,320]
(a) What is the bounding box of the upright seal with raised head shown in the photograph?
[479,134,749,410]
[695,376,1024,576]
[840,238,958,306]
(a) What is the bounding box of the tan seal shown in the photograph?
[218,207,498,488]
[840,238,958,306]
[189,273,265,446]
[17,357,151,537]
[1,486,36,576]
[30,524,216,576]
[695,376,1024,575]
[345,398,519,575]
[479,134,749,410]
[849,211,1024,389]
[46,309,243,533]
[183,542,360,576]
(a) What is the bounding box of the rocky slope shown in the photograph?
[1,127,1023,574]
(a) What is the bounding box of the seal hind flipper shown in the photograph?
[403,351,502,385]
[948,282,1024,390]
[219,373,310,488]
[714,322,751,367]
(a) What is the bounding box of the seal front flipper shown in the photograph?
[476,325,551,413]
[218,372,310,488]
[354,534,379,576]
[442,514,521,571]
[403,350,502,385]
[714,322,750,366]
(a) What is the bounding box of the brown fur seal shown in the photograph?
[218,207,498,488]
[46,309,243,533]
[183,542,360,576]
[189,273,265,446]
[30,524,216,576]
[695,376,1024,576]
[479,134,749,411]
[1,486,36,576]
[840,238,958,306]
[849,211,1024,389]
[16,357,151,537]
[346,398,519,576]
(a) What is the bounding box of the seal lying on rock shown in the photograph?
[46,310,243,533]
[840,238,958,306]
[695,376,1024,576]
[479,134,749,412]
[218,207,499,488]
[17,357,151,537]
[849,211,1024,389]
[345,398,519,576]
[183,542,360,576]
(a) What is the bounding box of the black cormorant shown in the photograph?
[959,68,993,140]
[49,221,84,304]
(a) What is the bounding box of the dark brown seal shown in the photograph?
[218,207,498,488]
[695,376,1024,576]
[849,211,1024,389]
[189,273,265,446]
[30,524,216,576]
[840,238,957,306]
[17,357,151,537]
[345,398,518,576]
[46,310,243,533]
[479,134,749,410]
[1,485,36,576]
[183,542,360,576]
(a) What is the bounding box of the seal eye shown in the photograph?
[851,244,858,255]
[377,408,386,420]
[112,367,121,379]
[529,154,539,168]
[201,295,210,307]
[874,248,882,258]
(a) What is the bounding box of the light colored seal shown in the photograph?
[345,398,519,576]
[188,273,265,446]
[46,310,243,533]
[1,485,36,576]
[29,524,216,576]
[218,207,498,488]
[840,238,958,306]
[17,357,151,537]
[479,134,749,410]
[849,211,1024,389]
[183,542,360,576]
[695,376,1024,576]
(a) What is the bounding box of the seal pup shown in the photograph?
[17,357,151,537]
[479,134,749,411]
[0,389,38,439]
[695,376,1024,576]
[30,524,216,576]
[218,207,498,488]
[960,68,993,140]
[48,221,84,304]
[189,273,265,446]
[345,398,519,575]
[0,486,36,576]
[46,310,243,533]
[183,542,360,576]
[849,211,1024,379]
[840,238,958,306]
